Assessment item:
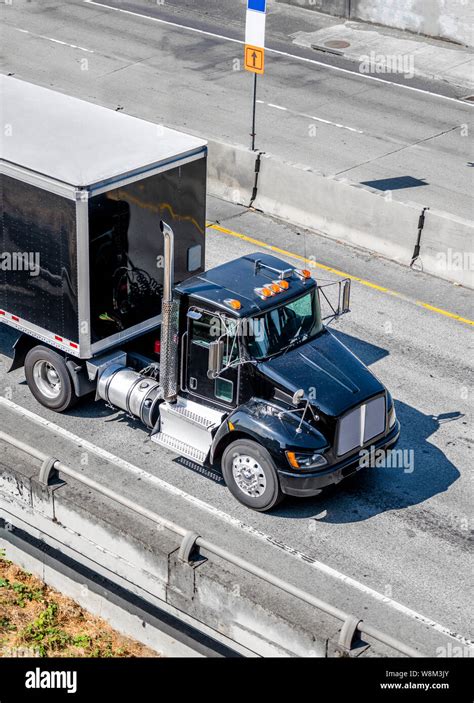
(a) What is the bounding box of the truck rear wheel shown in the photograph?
[25,346,78,413]
[222,439,284,512]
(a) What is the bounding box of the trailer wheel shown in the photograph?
[222,439,284,512]
[25,346,78,413]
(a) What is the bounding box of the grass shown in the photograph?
[0,548,159,658]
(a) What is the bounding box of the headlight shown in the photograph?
[286,451,328,469]
[388,404,397,429]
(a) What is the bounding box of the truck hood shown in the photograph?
[257,329,385,418]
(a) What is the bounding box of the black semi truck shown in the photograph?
[0,77,400,511]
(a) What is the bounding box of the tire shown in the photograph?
[222,439,284,512]
[24,346,78,413]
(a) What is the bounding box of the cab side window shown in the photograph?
[191,312,218,348]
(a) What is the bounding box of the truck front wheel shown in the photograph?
[25,346,78,413]
[222,439,283,512]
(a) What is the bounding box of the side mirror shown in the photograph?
[341,279,351,314]
[318,277,351,322]
[292,389,305,406]
[208,340,224,379]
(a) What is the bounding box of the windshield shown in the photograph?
[245,289,323,360]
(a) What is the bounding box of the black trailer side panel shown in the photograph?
[0,174,79,342]
[88,157,206,344]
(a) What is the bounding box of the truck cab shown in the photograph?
[152,250,400,511]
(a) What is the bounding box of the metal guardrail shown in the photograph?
[0,429,425,658]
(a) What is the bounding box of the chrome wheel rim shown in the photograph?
[33,360,62,400]
[232,454,267,498]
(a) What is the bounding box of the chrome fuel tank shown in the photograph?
[97,363,162,428]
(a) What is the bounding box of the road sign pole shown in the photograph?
[245,1,266,150]
[251,73,257,151]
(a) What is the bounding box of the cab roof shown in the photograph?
[176,252,317,316]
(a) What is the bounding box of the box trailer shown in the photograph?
[1,77,400,512]
[1,75,206,359]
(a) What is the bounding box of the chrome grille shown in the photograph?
[336,395,386,456]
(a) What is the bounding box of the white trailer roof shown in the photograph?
[0,75,207,188]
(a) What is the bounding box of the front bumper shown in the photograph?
[278,421,400,497]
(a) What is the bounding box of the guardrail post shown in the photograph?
[167,533,207,608]
[32,457,65,520]
[332,615,369,657]
[178,531,201,564]
[38,457,59,486]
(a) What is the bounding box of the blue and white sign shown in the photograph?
[246,0,266,49]
[248,0,266,12]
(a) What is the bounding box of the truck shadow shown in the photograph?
[280,400,462,522]
[0,326,19,366]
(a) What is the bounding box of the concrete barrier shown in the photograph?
[352,0,474,48]
[277,0,349,17]
[0,443,354,658]
[207,138,258,207]
[419,208,474,288]
[206,142,473,288]
[252,152,421,267]
[277,0,474,47]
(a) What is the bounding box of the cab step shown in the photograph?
[152,432,208,465]
[151,397,226,464]
[165,399,218,429]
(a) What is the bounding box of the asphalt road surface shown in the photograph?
[1,0,473,220]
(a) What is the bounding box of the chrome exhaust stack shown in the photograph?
[159,220,179,403]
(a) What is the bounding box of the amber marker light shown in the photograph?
[285,451,300,469]
[225,298,242,310]
[255,287,274,299]
[296,269,312,279]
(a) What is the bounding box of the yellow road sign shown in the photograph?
[245,45,264,74]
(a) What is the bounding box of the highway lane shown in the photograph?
[1,0,473,219]
[0,197,472,655]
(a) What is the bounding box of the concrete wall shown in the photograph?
[353,0,473,47]
[207,139,258,206]
[419,208,474,288]
[277,0,474,47]
[278,0,350,18]
[252,152,421,267]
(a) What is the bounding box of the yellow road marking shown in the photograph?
[207,222,474,327]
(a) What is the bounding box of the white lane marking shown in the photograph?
[11,26,94,53]
[83,0,470,106]
[265,102,364,133]
[1,396,472,650]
